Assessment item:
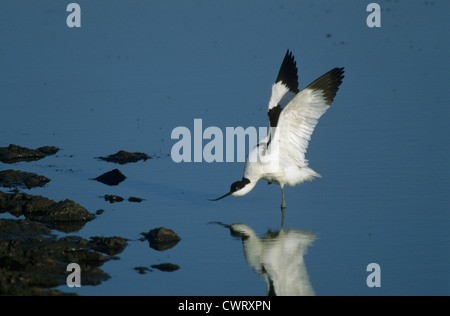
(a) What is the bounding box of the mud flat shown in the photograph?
[0,190,129,295]
[0,144,151,295]
[0,218,127,296]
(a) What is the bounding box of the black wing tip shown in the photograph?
[306,67,345,105]
[268,104,282,127]
[275,49,300,94]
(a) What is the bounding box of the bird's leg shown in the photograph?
[281,186,286,209]
[280,187,286,228]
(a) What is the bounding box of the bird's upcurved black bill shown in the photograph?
[208,192,231,201]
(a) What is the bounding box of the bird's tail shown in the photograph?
[299,167,321,182]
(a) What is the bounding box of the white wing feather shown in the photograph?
[268,82,296,111]
[270,88,330,168]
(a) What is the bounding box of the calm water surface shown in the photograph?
[0,0,448,295]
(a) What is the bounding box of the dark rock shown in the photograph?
[0,169,50,189]
[0,217,51,240]
[104,194,124,203]
[141,227,181,251]
[97,150,150,164]
[0,144,59,164]
[89,236,128,256]
[128,196,144,203]
[93,169,126,186]
[151,263,180,272]
[24,198,95,223]
[37,146,59,156]
[0,218,124,295]
[0,191,95,232]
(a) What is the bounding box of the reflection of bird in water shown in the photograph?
[230,224,316,296]
[210,50,344,212]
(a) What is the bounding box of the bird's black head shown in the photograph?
[230,178,251,193]
[209,178,251,201]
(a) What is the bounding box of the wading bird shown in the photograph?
[210,50,344,211]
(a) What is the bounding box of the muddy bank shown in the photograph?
[0,218,127,296]
[0,144,59,164]
[0,191,95,232]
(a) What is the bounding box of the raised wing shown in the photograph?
[270,67,344,168]
[268,50,299,129]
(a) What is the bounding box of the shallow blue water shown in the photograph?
[0,0,449,295]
